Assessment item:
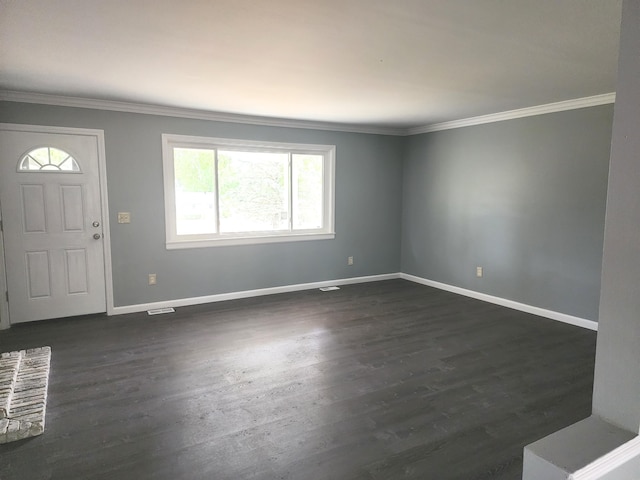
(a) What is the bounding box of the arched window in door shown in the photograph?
[18,147,81,172]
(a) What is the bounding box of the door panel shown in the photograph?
[61,185,85,231]
[65,248,89,294]
[21,184,47,233]
[0,129,106,323]
[26,251,51,298]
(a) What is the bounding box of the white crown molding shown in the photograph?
[407,92,617,135]
[0,90,406,136]
[400,273,598,331]
[570,435,640,480]
[0,90,616,137]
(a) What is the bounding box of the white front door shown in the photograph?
[0,127,107,323]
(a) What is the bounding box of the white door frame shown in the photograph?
[0,207,9,329]
[0,123,114,328]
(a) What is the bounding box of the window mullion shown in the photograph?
[163,133,335,248]
[288,152,293,232]
[214,148,220,234]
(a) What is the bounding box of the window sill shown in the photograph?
[166,232,336,249]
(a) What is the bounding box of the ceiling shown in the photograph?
[0,0,623,130]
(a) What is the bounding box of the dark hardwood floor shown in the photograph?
[0,279,596,480]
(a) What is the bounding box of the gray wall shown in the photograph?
[0,101,615,319]
[592,0,640,433]
[401,105,614,321]
[0,102,403,307]
[523,4,639,479]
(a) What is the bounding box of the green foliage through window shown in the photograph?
[164,136,334,244]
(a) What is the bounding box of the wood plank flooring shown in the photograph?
[0,279,597,479]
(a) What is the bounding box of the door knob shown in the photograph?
[93,233,101,240]
[92,221,100,227]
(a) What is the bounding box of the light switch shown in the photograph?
[118,212,131,224]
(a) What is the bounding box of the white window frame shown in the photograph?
[162,134,336,249]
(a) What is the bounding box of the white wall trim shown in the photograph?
[111,273,401,315]
[400,273,598,331]
[0,123,115,323]
[0,208,9,330]
[161,133,336,249]
[95,130,115,316]
[111,271,598,332]
[1,90,616,137]
[569,435,640,480]
[0,90,406,137]
[407,93,617,135]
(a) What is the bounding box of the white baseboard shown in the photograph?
[111,271,598,332]
[400,273,598,331]
[111,273,401,315]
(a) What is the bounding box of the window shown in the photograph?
[162,134,335,248]
[19,147,80,172]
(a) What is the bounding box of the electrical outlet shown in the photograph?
[476,266,483,278]
[118,212,131,224]
[348,256,354,266]
[148,273,157,285]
